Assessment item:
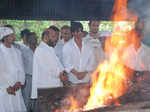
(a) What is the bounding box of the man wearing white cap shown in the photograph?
[0,27,26,112]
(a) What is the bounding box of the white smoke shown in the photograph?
[128,0,150,46]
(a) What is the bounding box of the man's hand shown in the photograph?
[13,82,21,91]
[71,69,88,80]
[76,72,87,80]
[60,71,68,83]
[7,86,16,95]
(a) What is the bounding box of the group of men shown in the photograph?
[0,18,150,112]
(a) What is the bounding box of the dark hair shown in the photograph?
[20,29,30,38]
[26,32,37,43]
[71,22,83,33]
[88,17,99,26]
[4,24,13,29]
[135,19,144,36]
[41,31,49,40]
[1,35,9,43]
[61,25,70,30]
[49,25,60,32]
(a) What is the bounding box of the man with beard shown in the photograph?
[31,29,68,112]
[0,27,26,112]
[84,18,106,69]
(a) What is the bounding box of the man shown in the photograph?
[54,25,72,63]
[121,20,150,100]
[63,22,95,84]
[60,25,72,43]
[0,27,26,112]
[31,29,68,111]
[20,29,30,46]
[84,19,106,68]
[48,26,62,62]
[21,32,38,111]
[124,20,150,71]
[27,32,38,52]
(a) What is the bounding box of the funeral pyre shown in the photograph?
[53,0,149,111]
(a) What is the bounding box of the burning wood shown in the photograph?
[38,0,150,111]
[83,0,139,110]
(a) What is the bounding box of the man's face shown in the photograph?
[28,35,38,47]
[89,21,99,34]
[61,28,71,41]
[6,34,15,45]
[47,29,58,47]
[73,28,83,39]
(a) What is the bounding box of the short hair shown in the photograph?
[4,24,13,29]
[26,32,37,41]
[61,25,70,30]
[49,25,60,32]
[88,17,99,26]
[135,19,144,34]
[20,29,30,38]
[71,22,83,33]
[27,32,38,45]
[41,31,49,40]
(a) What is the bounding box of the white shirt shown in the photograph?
[0,44,25,91]
[84,34,106,68]
[55,40,64,64]
[124,43,150,71]
[31,41,64,99]
[0,44,26,112]
[19,43,33,75]
[62,38,95,84]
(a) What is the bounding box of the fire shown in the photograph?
[68,96,79,111]
[56,0,140,111]
[84,0,138,111]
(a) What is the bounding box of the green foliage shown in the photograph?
[0,20,113,42]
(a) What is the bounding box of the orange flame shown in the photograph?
[68,96,79,111]
[84,0,138,111]
[56,0,140,111]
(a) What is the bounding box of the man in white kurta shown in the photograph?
[55,25,72,64]
[83,19,107,69]
[0,27,26,112]
[31,30,67,100]
[18,30,35,111]
[63,22,95,84]
[124,42,150,71]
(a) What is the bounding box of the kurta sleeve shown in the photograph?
[0,51,11,92]
[17,50,25,85]
[31,53,38,99]
[55,55,64,73]
[62,45,74,73]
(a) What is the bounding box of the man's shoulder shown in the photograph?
[63,39,73,48]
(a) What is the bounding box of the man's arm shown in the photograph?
[71,69,87,80]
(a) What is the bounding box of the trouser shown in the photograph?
[22,74,32,112]
[32,99,38,112]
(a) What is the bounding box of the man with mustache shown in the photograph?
[31,28,68,112]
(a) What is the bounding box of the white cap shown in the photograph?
[0,27,13,40]
[99,31,112,37]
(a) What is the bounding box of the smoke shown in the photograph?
[128,0,150,46]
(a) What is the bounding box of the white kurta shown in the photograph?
[62,38,95,84]
[54,40,64,64]
[84,34,106,68]
[31,41,64,99]
[124,43,150,71]
[0,44,26,112]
